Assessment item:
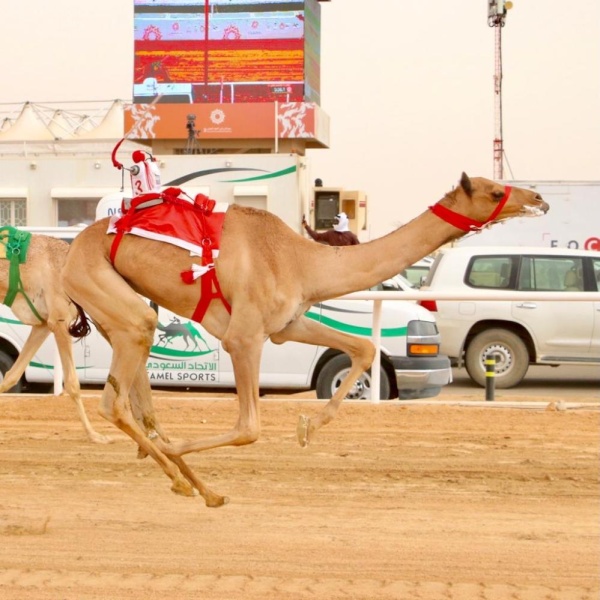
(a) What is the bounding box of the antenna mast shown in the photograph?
[488,0,513,179]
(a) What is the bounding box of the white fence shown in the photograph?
[52,290,600,400]
[340,290,600,403]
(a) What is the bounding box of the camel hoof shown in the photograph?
[171,476,195,497]
[90,433,113,445]
[205,494,230,508]
[297,414,311,448]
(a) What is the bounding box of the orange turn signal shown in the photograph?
[408,344,438,355]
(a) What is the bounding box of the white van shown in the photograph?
[0,227,452,400]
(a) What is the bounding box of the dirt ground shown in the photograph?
[0,390,598,600]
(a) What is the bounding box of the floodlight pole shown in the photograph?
[488,0,512,180]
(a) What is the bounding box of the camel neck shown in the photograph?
[305,209,461,302]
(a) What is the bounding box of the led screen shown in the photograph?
[133,0,320,104]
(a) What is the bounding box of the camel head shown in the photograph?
[430,173,549,235]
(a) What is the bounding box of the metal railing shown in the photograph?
[52,290,600,400]
[339,289,600,403]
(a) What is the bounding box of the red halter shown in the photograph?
[429,186,512,232]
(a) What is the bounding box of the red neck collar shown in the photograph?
[429,186,512,232]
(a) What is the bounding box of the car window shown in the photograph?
[400,266,429,288]
[592,258,600,291]
[466,256,514,289]
[518,256,584,291]
[423,255,442,286]
[371,274,414,292]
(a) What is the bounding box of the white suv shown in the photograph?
[419,246,600,388]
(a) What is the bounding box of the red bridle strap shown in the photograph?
[429,186,512,232]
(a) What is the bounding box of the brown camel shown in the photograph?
[0,234,111,444]
[62,173,549,506]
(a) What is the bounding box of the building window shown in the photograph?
[0,199,27,226]
[57,199,97,226]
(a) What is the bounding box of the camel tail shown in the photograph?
[68,301,92,339]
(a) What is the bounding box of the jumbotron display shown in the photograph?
[133,0,321,105]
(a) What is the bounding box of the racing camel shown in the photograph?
[62,173,549,506]
[0,232,110,444]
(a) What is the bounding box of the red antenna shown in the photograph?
[111,137,126,170]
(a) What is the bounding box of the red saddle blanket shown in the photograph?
[107,189,231,322]
[108,189,227,262]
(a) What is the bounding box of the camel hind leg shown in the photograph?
[127,362,228,507]
[0,325,50,393]
[63,263,197,498]
[103,315,196,496]
[270,315,375,447]
[0,322,110,443]
[66,263,233,504]
[49,317,112,444]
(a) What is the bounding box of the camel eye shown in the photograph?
[492,190,505,201]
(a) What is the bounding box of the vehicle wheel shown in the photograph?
[465,328,529,389]
[0,350,23,393]
[315,354,391,400]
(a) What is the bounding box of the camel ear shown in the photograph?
[460,172,473,197]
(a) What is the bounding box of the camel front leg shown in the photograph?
[50,321,112,444]
[163,321,264,458]
[270,316,375,447]
[0,325,50,393]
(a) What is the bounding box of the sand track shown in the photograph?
[0,393,598,600]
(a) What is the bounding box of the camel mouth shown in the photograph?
[521,204,549,218]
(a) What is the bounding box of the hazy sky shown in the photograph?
[1,1,598,237]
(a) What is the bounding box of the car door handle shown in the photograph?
[515,302,537,309]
